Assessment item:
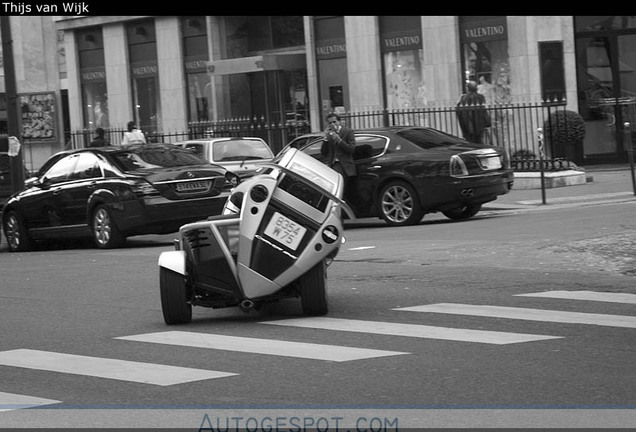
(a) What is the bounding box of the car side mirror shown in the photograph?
[24,176,40,188]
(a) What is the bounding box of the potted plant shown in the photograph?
[543,109,586,163]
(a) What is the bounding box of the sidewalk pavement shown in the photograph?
[483,163,636,212]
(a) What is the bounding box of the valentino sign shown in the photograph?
[460,18,508,43]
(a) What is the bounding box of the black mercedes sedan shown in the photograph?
[2,143,238,251]
[287,126,514,226]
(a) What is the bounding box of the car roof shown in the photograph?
[175,137,267,143]
[293,126,441,139]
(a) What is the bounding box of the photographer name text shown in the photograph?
[2,1,89,14]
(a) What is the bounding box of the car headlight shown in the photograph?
[249,184,269,203]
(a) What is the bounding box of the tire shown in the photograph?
[299,260,328,316]
[91,204,125,249]
[378,180,423,226]
[3,210,32,252]
[442,203,482,221]
[159,267,192,325]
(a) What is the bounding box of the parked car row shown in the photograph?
[1,127,514,251]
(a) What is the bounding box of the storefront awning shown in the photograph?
[206,53,306,76]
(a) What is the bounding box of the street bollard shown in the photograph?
[537,127,547,204]
[625,122,636,196]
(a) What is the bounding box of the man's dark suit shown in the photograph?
[320,125,357,177]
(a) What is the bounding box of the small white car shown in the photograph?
[158,147,354,324]
[175,137,274,179]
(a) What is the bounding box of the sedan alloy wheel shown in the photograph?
[379,181,423,226]
[92,204,124,249]
[3,210,32,252]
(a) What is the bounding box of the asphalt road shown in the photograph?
[1,200,636,429]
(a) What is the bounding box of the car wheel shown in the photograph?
[378,180,423,226]
[159,267,192,325]
[3,210,32,252]
[91,204,124,249]
[442,203,482,221]
[299,260,328,316]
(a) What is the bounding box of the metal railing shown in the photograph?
[64,101,573,171]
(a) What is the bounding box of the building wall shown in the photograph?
[156,17,187,132]
[0,15,595,169]
[8,16,65,170]
[345,16,383,111]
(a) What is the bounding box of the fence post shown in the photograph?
[537,127,547,205]
[625,122,636,196]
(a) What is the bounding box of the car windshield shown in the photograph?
[397,128,467,149]
[111,146,208,171]
[212,140,273,162]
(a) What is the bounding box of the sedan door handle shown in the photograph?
[52,188,61,195]
[367,165,382,170]
[87,181,97,189]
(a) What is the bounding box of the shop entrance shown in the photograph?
[206,54,308,153]
[576,33,636,163]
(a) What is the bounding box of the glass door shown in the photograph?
[576,36,618,159]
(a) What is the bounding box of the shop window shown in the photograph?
[182,17,211,123]
[380,16,425,109]
[459,17,510,104]
[246,16,304,52]
[127,20,160,134]
[77,27,108,128]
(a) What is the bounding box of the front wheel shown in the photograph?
[442,203,482,221]
[3,210,32,252]
[92,204,124,249]
[299,260,328,316]
[159,267,192,325]
[378,180,423,226]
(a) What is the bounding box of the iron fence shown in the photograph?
[65,101,574,171]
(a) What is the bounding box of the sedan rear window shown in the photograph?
[397,128,466,149]
[212,139,273,162]
[112,146,208,171]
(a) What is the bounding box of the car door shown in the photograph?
[65,152,103,228]
[348,134,389,213]
[20,154,79,231]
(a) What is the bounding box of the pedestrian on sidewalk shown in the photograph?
[121,121,146,145]
[456,80,491,144]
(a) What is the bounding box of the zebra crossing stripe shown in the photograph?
[261,317,561,345]
[0,392,60,412]
[0,349,237,386]
[116,331,408,361]
[393,303,636,328]
[516,290,636,304]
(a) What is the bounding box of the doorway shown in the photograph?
[576,34,636,163]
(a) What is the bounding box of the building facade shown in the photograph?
[1,16,635,170]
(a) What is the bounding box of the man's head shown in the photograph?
[466,81,478,92]
[326,112,341,130]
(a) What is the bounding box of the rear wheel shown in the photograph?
[442,203,482,221]
[378,180,423,226]
[159,267,192,325]
[299,260,328,316]
[92,204,124,249]
[3,210,32,252]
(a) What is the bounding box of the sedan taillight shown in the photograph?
[450,155,468,177]
[132,180,160,197]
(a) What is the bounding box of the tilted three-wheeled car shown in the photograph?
[158,147,354,324]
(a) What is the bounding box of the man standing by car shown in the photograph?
[321,112,356,193]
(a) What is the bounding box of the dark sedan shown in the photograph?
[287,126,514,226]
[1,144,238,251]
